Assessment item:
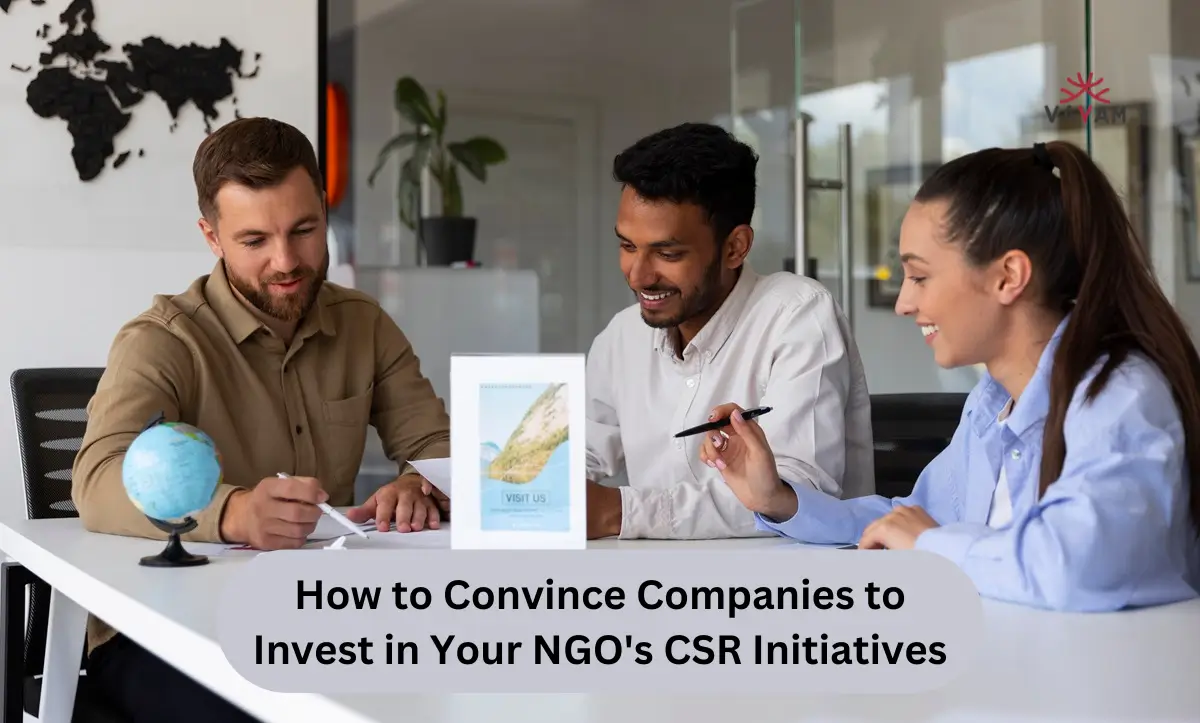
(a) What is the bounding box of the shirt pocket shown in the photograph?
[323,383,374,426]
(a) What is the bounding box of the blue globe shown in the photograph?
[122,422,223,522]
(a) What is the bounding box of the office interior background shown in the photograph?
[3,0,1200,508]
[326,0,1200,484]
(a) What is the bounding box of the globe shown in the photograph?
[122,421,223,523]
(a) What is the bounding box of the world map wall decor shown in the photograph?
[3,0,261,181]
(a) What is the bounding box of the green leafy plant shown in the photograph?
[367,76,508,231]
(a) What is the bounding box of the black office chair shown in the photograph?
[870,393,968,499]
[4,367,127,722]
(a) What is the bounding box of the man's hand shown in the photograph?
[586,480,622,539]
[699,403,797,521]
[858,506,938,550]
[220,475,326,550]
[429,484,450,517]
[347,474,443,532]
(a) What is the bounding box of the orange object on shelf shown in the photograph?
[325,82,349,208]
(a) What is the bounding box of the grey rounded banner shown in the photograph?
[216,549,985,694]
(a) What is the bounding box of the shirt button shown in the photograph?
[295,425,303,435]
[1011,449,1021,460]
[686,378,696,388]
[675,440,682,449]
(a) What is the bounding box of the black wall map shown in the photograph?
[3,0,260,181]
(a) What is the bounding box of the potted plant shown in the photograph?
[368,76,507,266]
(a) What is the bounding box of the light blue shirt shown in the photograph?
[758,318,1200,612]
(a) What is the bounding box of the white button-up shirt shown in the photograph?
[586,265,875,539]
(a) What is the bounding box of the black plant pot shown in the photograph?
[419,216,477,266]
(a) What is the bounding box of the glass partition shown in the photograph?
[326,0,1095,402]
[730,0,1090,392]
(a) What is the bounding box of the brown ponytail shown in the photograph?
[915,141,1200,531]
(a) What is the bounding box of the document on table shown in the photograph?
[310,514,377,541]
[186,457,452,555]
[409,457,451,496]
[180,513,449,555]
[316,527,449,550]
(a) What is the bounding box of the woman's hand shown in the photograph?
[858,506,938,550]
[699,403,797,521]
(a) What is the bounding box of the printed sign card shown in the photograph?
[450,354,586,549]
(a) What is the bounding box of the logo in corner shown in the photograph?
[1043,72,1125,126]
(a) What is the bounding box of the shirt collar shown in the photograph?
[205,261,336,344]
[970,314,1071,438]
[653,264,760,361]
[301,289,337,340]
[206,261,262,343]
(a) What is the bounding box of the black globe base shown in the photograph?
[139,515,209,567]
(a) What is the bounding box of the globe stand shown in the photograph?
[140,516,209,567]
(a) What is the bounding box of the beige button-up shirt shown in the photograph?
[72,261,450,650]
[586,265,875,539]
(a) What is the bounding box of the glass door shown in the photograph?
[729,0,804,281]
[734,0,1090,393]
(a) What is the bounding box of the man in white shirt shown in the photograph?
[585,122,875,539]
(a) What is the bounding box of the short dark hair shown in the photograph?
[612,122,757,243]
[193,117,323,220]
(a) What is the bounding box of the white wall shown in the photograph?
[0,0,319,253]
[0,0,320,518]
[0,250,217,518]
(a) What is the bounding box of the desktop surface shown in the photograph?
[1,516,1197,723]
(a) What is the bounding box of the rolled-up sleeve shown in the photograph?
[72,317,240,541]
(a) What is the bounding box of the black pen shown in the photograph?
[674,406,772,438]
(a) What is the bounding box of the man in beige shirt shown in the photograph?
[72,117,449,722]
[585,122,875,540]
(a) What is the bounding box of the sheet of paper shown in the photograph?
[317,527,450,550]
[179,540,250,556]
[310,514,376,541]
[409,457,451,496]
[178,513,385,556]
[177,524,445,556]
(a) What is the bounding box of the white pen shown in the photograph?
[277,473,368,538]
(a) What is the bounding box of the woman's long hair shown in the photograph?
[915,141,1200,531]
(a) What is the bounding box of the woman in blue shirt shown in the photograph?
[700,140,1200,612]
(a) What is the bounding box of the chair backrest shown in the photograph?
[8,368,104,691]
[9,368,105,520]
[870,392,967,499]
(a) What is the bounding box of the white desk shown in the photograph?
[2,517,1199,723]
